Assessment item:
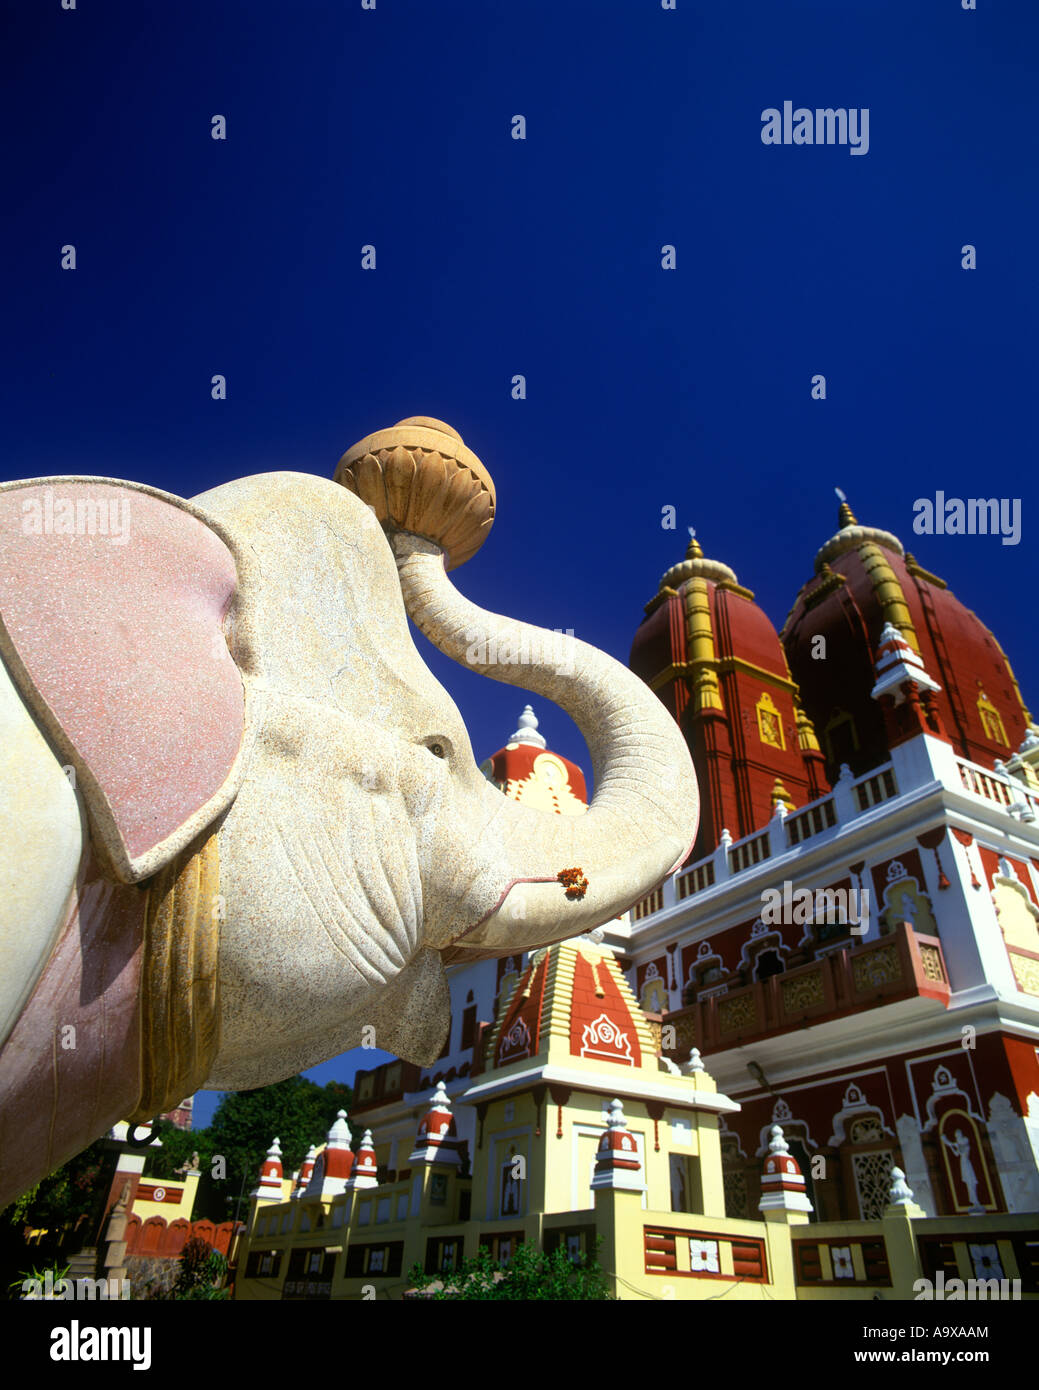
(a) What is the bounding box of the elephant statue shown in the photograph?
[0,416,697,1208]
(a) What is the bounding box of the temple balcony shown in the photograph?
[659,922,950,1057]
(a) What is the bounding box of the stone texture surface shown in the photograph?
[0,849,145,1212]
[0,651,82,1050]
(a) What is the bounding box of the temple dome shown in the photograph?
[479,706,588,816]
[781,495,1031,780]
[630,531,826,859]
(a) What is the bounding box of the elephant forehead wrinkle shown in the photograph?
[274,817,405,985]
[347,805,421,965]
[271,818,372,971]
[308,779,422,971]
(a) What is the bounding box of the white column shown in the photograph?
[895,1115,936,1217]
[987,1093,1039,1213]
[768,803,788,858]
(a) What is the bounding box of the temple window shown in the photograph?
[824,707,859,766]
[754,948,785,982]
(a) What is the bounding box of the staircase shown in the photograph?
[64,1247,98,1284]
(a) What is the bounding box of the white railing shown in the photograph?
[955,755,1039,820]
[852,763,898,812]
[786,796,837,845]
[636,750,1037,924]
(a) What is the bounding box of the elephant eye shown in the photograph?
[428,742,446,759]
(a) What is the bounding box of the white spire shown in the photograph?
[251,1136,285,1201]
[510,704,546,749]
[327,1110,352,1147]
[590,1098,642,1191]
[291,1146,318,1199]
[871,622,941,702]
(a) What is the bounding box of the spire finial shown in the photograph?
[326,1110,352,1147]
[590,1098,643,1190]
[767,1123,789,1155]
[834,486,858,529]
[771,777,794,812]
[510,703,546,749]
[888,1166,916,1206]
[685,526,703,561]
[606,1097,627,1129]
[685,1047,705,1074]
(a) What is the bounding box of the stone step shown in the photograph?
[65,1248,98,1281]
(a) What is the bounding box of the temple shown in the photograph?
[235,497,1039,1299]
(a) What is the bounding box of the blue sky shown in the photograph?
[4,1,1035,1124]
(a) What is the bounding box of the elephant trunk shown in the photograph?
[392,534,698,952]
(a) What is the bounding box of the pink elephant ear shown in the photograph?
[0,479,246,883]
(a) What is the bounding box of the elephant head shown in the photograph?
[0,418,696,1198]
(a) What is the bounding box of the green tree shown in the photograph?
[406,1241,614,1300]
[145,1120,218,1181]
[206,1076,356,1216]
[166,1237,228,1301]
[2,1138,110,1235]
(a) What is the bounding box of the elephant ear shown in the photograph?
[0,478,249,884]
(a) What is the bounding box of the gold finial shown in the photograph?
[794,701,822,755]
[835,487,858,529]
[771,777,794,810]
[655,526,744,600]
[335,416,495,570]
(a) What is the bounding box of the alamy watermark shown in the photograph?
[913,1271,1020,1300]
[22,1271,130,1300]
[912,493,1021,547]
[21,489,130,545]
[760,880,869,934]
[761,102,869,156]
[50,1321,151,1371]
